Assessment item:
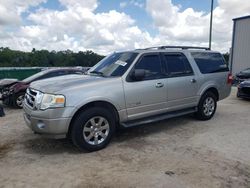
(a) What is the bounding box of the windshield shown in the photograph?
[88,52,138,77]
[242,68,250,74]
[22,70,47,82]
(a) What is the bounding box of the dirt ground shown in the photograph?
[0,88,250,188]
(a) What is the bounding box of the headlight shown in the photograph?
[8,85,15,94]
[40,94,65,110]
[2,87,11,95]
[2,90,10,95]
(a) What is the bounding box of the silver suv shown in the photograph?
[23,46,232,151]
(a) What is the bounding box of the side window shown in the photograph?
[191,52,229,74]
[134,54,163,80]
[68,70,82,75]
[40,71,61,79]
[56,71,67,76]
[164,54,193,77]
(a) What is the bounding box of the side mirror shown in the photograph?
[131,69,146,81]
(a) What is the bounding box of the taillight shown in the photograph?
[227,73,233,85]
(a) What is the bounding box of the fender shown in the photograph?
[69,96,122,118]
[198,81,218,100]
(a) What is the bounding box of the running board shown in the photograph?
[121,107,197,128]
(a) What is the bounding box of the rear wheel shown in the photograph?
[236,91,240,98]
[14,92,25,108]
[195,91,217,120]
[70,107,116,152]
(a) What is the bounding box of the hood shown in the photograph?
[0,78,19,89]
[236,72,250,79]
[30,74,116,93]
[240,80,250,87]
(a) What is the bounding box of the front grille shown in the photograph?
[25,88,38,109]
[242,87,250,95]
[1,88,10,97]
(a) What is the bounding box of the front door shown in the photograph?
[123,53,167,120]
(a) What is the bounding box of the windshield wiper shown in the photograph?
[89,71,105,76]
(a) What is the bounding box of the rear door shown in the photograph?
[162,53,199,111]
[123,53,168,120]
[191,52,231,98]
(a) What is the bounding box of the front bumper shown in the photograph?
[233,77,249,85]
[237,87,250,99]
[0,88,13,105]
[0,94,12,105]
[23,103,73,138]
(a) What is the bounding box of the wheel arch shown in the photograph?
[67,100,120,137]
[13,91,26,108]
[201,87,219,101]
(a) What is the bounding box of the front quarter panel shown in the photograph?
[62,77,127,120]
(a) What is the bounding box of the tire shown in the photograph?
[14,92,25,109]
[70,107,116,152]
[236,91,240,98]
[195,91,217,121]
[2,98,10,106]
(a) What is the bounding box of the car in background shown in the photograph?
[237,80,250,99]
[0,78,19,94]
[0,68,84,108]
[233,68,250,84]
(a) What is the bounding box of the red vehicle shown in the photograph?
[0,68,84,108]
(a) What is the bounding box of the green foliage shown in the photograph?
[0,47,231,67]
[0,47,105,67]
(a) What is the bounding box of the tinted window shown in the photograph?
[68,70,82,75]
[164,54,193,76]
[191,52,229,74]
[23,71,48,82]
[241,68,250,74]
[134,54,162,80]
[56,71,67,76]
[39,71,62,80]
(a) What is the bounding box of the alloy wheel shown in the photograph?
[83,116,110,145]
[203,97,215,116]
[16,95,24,108]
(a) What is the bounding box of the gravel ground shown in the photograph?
[0,88,250,188]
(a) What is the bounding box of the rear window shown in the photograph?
[191,52,229,74]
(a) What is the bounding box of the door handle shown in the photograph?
[191,79,196,83]
[155,82,164,88]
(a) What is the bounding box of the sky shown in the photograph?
[0,0,250,54]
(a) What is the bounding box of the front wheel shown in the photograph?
[195,92,217,120]
[70,107,116,152]
[236,91,240,98]
[14,92,25,108]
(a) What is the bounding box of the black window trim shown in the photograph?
[126,52,165,82]
[37,70,63,80]
[161,52,194,78]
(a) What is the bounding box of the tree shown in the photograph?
[0,47,105,67]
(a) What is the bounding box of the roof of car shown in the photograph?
[132,46,219,54]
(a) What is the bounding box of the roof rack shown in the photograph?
[141,46,210,50]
